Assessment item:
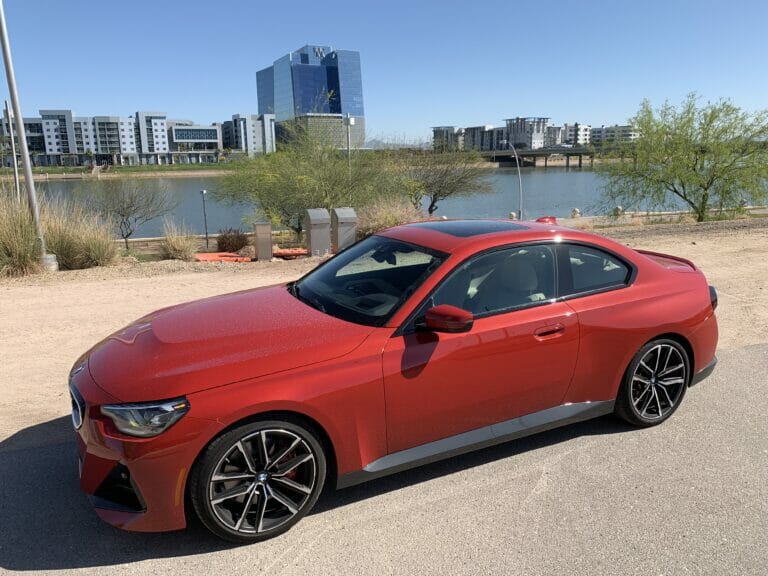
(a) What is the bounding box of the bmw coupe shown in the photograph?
[69,219,718,542]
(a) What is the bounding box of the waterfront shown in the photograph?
[40,168,610,238]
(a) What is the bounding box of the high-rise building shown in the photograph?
[257,45,365,146]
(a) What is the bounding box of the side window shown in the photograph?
[563,245,630,295]
[429,245,556,317]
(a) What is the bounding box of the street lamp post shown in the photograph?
[200,189,209,250]
[0,0,56,269]
[501,139,524,221]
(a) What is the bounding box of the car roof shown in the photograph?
[377,218,594,255]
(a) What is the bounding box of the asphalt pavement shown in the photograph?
[0,344,765,576]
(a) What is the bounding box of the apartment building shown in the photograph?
[135,112,169,164]
[506,117,550,150]
[563,123,591,146]
[463,125,494,151]
[221,113,276,156]
[167,120,222,163]
[590,125,639,146]
[432,126,464,151]
[545,125,563,147]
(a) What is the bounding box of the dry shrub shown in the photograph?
[0,193,39,276]
[42,199,117,269]
[159,219,197,261]
[357,198,425,237]
[567,218,595,232]
[217,228,249,252]
[677,213,698,225]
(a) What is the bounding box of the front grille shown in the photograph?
[92,463,146,513]
[69,384,85,430]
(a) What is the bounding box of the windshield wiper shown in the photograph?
[291,283,327,313]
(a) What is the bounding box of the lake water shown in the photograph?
[40,167,610,238]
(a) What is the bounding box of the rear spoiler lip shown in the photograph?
[635,249,698,271]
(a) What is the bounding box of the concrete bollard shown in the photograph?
[509,211,517,220]
[571,208,581,219]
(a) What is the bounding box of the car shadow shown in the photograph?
[0,414,633,570]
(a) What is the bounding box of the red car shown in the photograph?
[69,219,718,542]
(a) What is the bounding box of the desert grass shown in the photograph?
[159,219,197,261]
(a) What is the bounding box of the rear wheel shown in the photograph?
[615,339,690,427]
[190,419,326,542]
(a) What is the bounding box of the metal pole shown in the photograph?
[201,189,209,249]
[0,0,55,268]
[510,142,523,220]
[345,113,351,177]
[4,99,19,201]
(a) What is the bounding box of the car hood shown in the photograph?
[88,285,375,402]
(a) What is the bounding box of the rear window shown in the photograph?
[562,245,631,295]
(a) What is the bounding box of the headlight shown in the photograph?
[100,398,190,438]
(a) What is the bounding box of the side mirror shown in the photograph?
[423,304,474,333]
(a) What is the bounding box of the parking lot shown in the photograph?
[0,219,766,575]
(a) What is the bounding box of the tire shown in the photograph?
[190,418,327,543]
[615,338,690,427]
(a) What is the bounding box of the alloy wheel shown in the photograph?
[630,344,687,421]
[208,428,317,535]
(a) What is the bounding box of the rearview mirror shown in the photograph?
[423,304,474,333]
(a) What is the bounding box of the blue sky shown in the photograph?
[2,0,766,141]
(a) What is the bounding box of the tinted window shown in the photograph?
[428,244,556,317]
[563,245,630,294]
[292,236,446,327]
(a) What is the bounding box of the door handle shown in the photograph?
[534,324,565,340]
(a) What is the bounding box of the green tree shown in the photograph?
[598,94,768,222]
[218,125,396,235]
[85,180,178,249]
[395,149,492,215]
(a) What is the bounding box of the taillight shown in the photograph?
[709,286,718,311]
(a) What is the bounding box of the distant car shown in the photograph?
[70,219,718,542]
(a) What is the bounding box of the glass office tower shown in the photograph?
[256,45,365,122]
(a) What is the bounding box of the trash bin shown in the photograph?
[253,222,272,260]
[304,208,331,257]
[331,207,357,253]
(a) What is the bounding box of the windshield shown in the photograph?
[291,236,447,327]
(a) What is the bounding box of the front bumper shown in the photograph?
[690,355,717,387]
[70,366,221,532]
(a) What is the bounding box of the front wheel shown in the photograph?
[615,339,690,427]
[190,419,327,542]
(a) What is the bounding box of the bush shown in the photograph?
[217,228,249,252]
[159,219,197,261]
[357,198,425,238]
[0,193,39,277]
[42,199,117,270]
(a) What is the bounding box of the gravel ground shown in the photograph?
[0,218,766,575]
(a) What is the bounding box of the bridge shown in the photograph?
[481,146,594,168]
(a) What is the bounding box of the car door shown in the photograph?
[382,244,580,454]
